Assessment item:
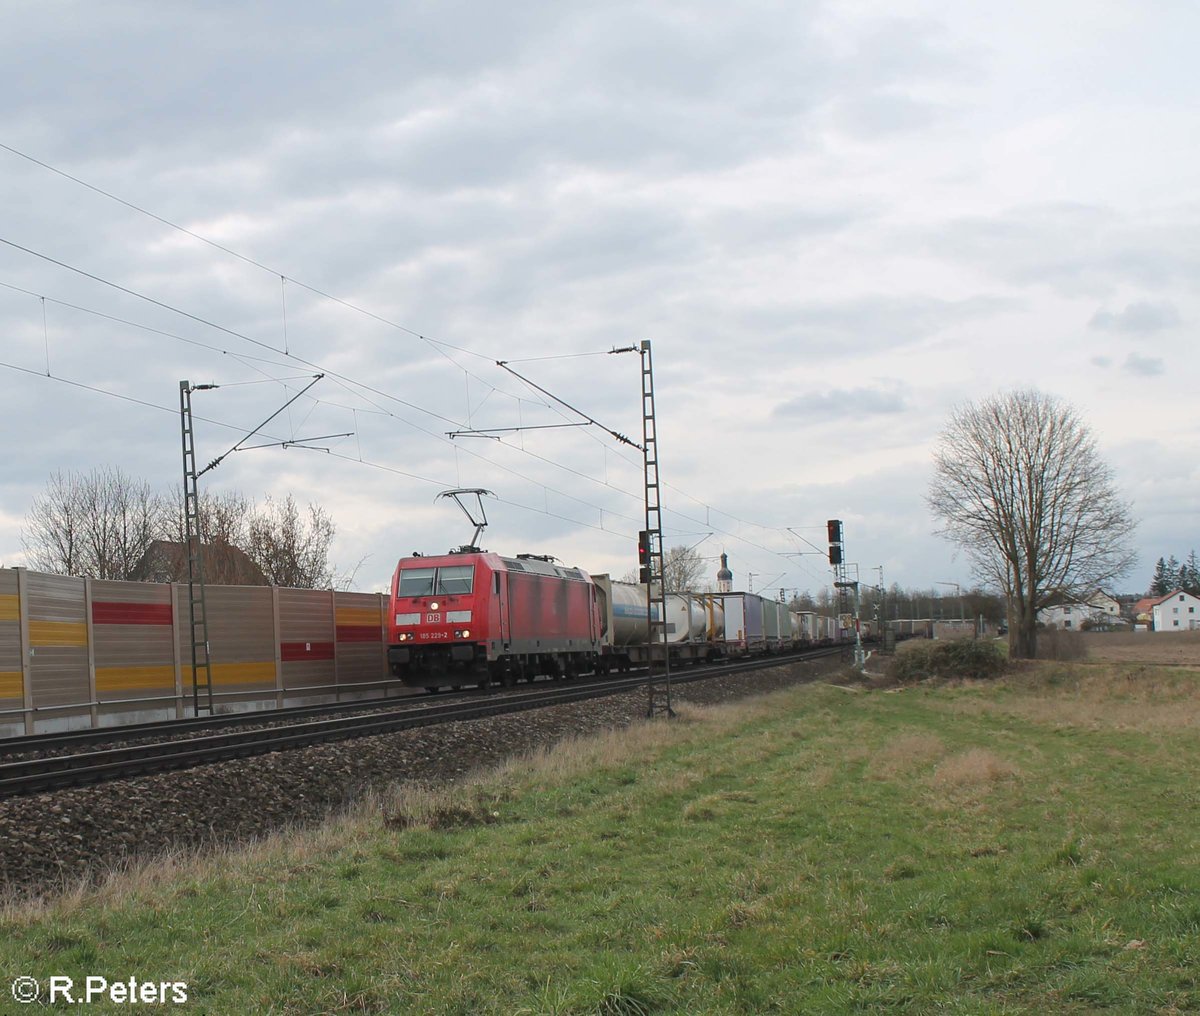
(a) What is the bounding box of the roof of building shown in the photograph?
[1040,588,1116,610]
[1131,589,1200,617]
[130,540,268,586]
[1131,596,1158,617]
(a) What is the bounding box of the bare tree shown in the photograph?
[23,469,342,589]
[164,489,254,550]
[152,489,263,584]
[662,544,706,592]
[22,471,83,576]
[246,494,336,589]
[22,467,167,579]
[927,389,1136,659]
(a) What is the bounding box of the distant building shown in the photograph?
[716,553,733,593]
[1131,596,1159,627]
[130,540,268,586]
[1149,589,1200,631]
[1038,589,1122,629]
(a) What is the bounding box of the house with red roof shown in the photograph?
[1147,589,1200,631]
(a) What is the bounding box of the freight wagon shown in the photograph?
[591,576,720,670]
[715,592,766,655]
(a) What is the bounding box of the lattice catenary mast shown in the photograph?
[639,340,673,717]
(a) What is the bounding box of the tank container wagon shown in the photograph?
[591,576,721,670]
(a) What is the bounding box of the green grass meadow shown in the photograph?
[4,661,1200,1014]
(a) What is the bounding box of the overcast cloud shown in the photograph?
[1,0,1197,600]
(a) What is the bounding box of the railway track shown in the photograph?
[0,647,843,799]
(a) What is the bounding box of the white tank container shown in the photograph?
[608,582,709,645]
[608,581,651,647]
[665,593,708,644]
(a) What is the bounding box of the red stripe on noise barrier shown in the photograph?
[92,601,173,625]
[336,624,381,643]
[280,641,335,662]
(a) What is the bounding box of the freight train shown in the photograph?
[385,549,848,691]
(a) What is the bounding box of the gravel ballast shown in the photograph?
[0,659,841,897]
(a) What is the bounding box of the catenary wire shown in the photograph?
[1,147,836,584]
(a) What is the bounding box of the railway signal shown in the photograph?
[638,530,652,583]
[827,518,843,565]
[827,518,866,671]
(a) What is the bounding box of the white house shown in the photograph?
[1038,590,1122,630]
[1150,589,1200,631]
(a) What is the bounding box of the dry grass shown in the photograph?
[930,748,1020,789]
[866,732,947,780]
[1081,629,1200,666]
[946,660,1200,734]
[0,814,376,924]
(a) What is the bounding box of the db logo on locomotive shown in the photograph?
[425,612,441,623]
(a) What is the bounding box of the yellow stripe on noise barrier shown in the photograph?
[335,606,380,626]
[28,620,88,647]
[0,595,18,623]
[209,661,276,686]
[96,666,175,692]
[0,671,22,699]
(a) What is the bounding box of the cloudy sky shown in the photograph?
[1,0,1196,600]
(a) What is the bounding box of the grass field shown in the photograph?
[4,645,1200,1014]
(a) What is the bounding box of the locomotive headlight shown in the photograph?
[462,628,470,639]
[429,601,440,611]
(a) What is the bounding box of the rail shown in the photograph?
[0,647,844,799]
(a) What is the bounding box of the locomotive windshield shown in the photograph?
[436,565,474,595]
[396,564,474,597]
[397,567,435,597]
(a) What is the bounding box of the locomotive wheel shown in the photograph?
[425,686,441,694]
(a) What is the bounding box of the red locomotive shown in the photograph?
[386,551,603,690]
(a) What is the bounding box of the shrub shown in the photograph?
[889,639,1007,683]
[1036,627,1088,661]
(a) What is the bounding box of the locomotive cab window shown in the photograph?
[436,565,474,595]
[397,567,436,597]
